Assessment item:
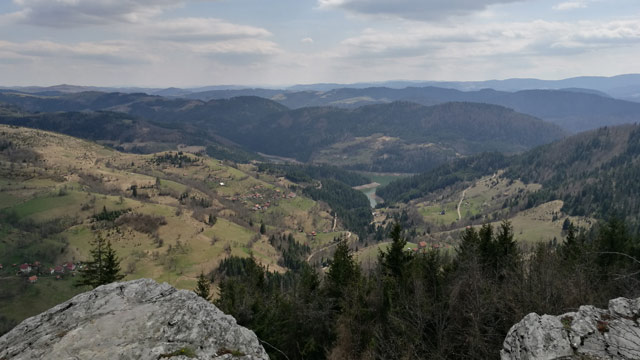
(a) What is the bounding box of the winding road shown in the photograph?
[306,232,351,263]
[457,187,470,221]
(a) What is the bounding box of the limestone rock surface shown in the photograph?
[501,297,640,360]
[0,279,269,360]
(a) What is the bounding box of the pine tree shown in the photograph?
[76,234,124,288]
[194,272,212,301]
[325,240,359,301]
[102,240,124,284]
[380,223,410,278]
[259,222,266,235]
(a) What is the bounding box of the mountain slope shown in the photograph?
[181,85,640,133]
[0,92,566,172]
[379,123,640,231]
[124,99,564,172]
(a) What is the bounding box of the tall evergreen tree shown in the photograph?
[380,223,410,278]
[76,234,124,288]
[102,240,124,284]
[457,226,480,262]
[325,240,359,301]
[194,272,212,301]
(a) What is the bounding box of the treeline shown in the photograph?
[216,219,640,359]
[303,179,373,238]
[377,152,508,203]
[257,163,371,187]
[205,143,261,164]
[269,233,311,271]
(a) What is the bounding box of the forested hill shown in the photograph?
[503,124,640,223]
[128,100,563,159]
[0,93,565,172]
[184,86,640,133]
[379,123,640,230]
[376,152,510,203]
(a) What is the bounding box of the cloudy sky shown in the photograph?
[0,0,639,87]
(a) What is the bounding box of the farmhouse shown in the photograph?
[28,275,38,283]
[65,262,76,271]
[19,264,31,274]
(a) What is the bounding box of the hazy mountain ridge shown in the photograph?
[0,93,564,173]
[180,85,640,133]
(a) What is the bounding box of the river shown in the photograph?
[363,187,378,207]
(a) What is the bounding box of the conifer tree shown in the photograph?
[380,223,410,278]
[194,272,212,301]
[76,234,124,288]
[325,240,359,301]
[102,240,124,284]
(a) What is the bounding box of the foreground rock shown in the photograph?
[0,279,268,360]
[501,297,640,359]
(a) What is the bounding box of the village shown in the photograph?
[0,261,80,285]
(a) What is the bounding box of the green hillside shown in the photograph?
[0,125,350,330]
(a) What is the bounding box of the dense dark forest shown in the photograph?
[377,152,509,203]
[303,179,373,239]
[257,163,371,187]
[215,219,640,359]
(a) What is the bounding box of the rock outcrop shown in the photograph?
[501,297,640,359]
[0,279,268,360]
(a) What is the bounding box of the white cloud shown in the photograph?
[335,18,640,61]
[142,18,272,42]
[301,37,314,44]
[317,0,528,21]
[0,39,154,64]
[7,0,199,27]
[553,1,588,11]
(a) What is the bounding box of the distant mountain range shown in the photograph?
[0,93,564,173]
[3,84,640,134]
[4,74,640,101]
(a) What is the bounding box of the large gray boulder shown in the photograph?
[0,279,269,360]
[501,297,640,359]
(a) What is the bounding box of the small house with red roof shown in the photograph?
[418,241,428,249]
[65,262,76,272]
[28,275,38,283]
[54,265,65,274]
[19,264,32,274]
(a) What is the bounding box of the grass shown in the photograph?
[159,347,197,358]
[11,191,84,221]
[0,277,86,323]
[419,202,459,225]
[0,125,338,326]
[0,192,21,209]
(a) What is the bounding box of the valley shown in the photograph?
[2,82,640,360]
[0,125,354,326]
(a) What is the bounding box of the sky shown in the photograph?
[0,0,639,87]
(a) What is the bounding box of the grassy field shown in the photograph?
[0,277,86,324]
[418,202,459,225]
[0,125,340,327]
